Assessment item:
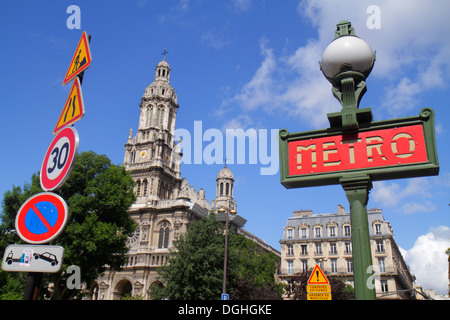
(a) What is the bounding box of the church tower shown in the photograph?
[93,54,279,300]
[123,55,182,203]
[212,164,237,211]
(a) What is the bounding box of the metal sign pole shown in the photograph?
[340,175,376,300]
[23,272,43,300]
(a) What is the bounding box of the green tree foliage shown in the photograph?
[0,151,136,300]
[151,213,226,300]
[229,234,283,300]
[150,213,282,300]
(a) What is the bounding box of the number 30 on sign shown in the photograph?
[40,126,79,191]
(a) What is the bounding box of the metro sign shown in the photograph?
[289,124,426,175]
[279,108,439,188]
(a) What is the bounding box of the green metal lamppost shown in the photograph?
[279,20,439,300]
[320,20,377,300]
[218,207,237,298]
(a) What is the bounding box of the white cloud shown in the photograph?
[401,226,450,295]
[372,178,434,213]
[298,0,450,117]
[233,38,278,112]
[223,0,450,127]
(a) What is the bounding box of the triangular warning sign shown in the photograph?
[62,31,92,86]
[53,77,85,134]
[307,264,329,285]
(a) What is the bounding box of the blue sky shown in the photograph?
[1,1,449,294]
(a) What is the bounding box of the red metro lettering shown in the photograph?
[288,124,428,176]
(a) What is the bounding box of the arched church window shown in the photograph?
[158,222,170,248]
[136,180,141,197]
[167,110,173,131]
[220,182,224,196]
[143,179,148,196]
[226,183,230,196]
[156,106,164,128]
[159,107,164,128]
[146,106,153,127]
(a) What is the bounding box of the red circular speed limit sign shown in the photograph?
[40,126,79,191]
[15,192,69,244]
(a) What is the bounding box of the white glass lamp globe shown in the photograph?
[321,36,375,82]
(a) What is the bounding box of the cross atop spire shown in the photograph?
[162,48,168,61]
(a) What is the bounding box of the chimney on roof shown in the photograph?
[337,204,345,214]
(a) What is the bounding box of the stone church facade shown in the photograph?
[91,57,279,300]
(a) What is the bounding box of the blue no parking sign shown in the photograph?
[15,193,69,244]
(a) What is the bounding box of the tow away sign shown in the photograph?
[2,244,64,273]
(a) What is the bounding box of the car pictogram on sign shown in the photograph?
[33,252,59,266]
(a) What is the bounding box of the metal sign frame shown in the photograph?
[279,108,439,189]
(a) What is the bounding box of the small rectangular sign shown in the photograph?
[2,244,64,273]
[307,292,332,300]
[307,285,331,293]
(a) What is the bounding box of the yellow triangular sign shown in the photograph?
[62,31,92,86]
[53,77,85,134]
[307,264,329,285]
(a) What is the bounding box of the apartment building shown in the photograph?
[279,205,418,299]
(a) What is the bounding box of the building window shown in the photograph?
[287,245,294,256]
[136,180,141,196]
[301,260,308,273]
[147,106,154,127]
[345,242,352,254]
[376,240,384,253]
[330,242,337,254]
[287,229,293,239]
[301,245,308,255]
[225,183,230,196]
[143,179,148,196]
[344,225,351,236]
[301,228,307,238]
[220,182,224,196]
[158,222,170,248]
[380,280,388,292]
[331,259,338,273]
[329,226,336,237]
[315,227,321,238]
[167,110,173,131]
[346,259,353,273]
[375,223,382,234]
[315,243,322,255]
[287,260,294,275]
[378,258,385,273]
